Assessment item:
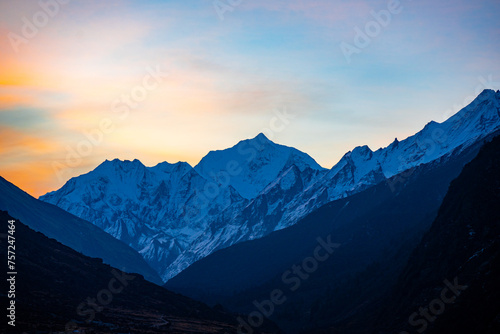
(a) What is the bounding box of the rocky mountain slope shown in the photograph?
[0,176,161,284]
[373,133,500,334]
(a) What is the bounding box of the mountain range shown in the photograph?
[165,129,498,333]
[1,88,499,333]
[39,89,500,283]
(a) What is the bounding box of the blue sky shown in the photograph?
[0,0,499,195]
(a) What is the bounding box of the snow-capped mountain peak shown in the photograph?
[253,132,273,145]
[151,161,192,175]
[346,89,500,179]
[194,133,324,199]
[350,145,373,161]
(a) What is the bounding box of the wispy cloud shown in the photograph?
[0,0,499,196]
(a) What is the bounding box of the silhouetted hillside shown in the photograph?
[0,176,162,284]
[373,135,500,334]
[167,131,498,333]
[0,211,279,334]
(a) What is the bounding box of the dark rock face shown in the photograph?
[374,134,500,334]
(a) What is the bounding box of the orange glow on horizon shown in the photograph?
[0,164,57,198]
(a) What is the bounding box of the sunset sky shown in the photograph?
[1,0,500,197]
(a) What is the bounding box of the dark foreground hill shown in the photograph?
[371,134,500,334]
[0,210,279,334]
[167,132,499,333]
[0,175,162,284]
